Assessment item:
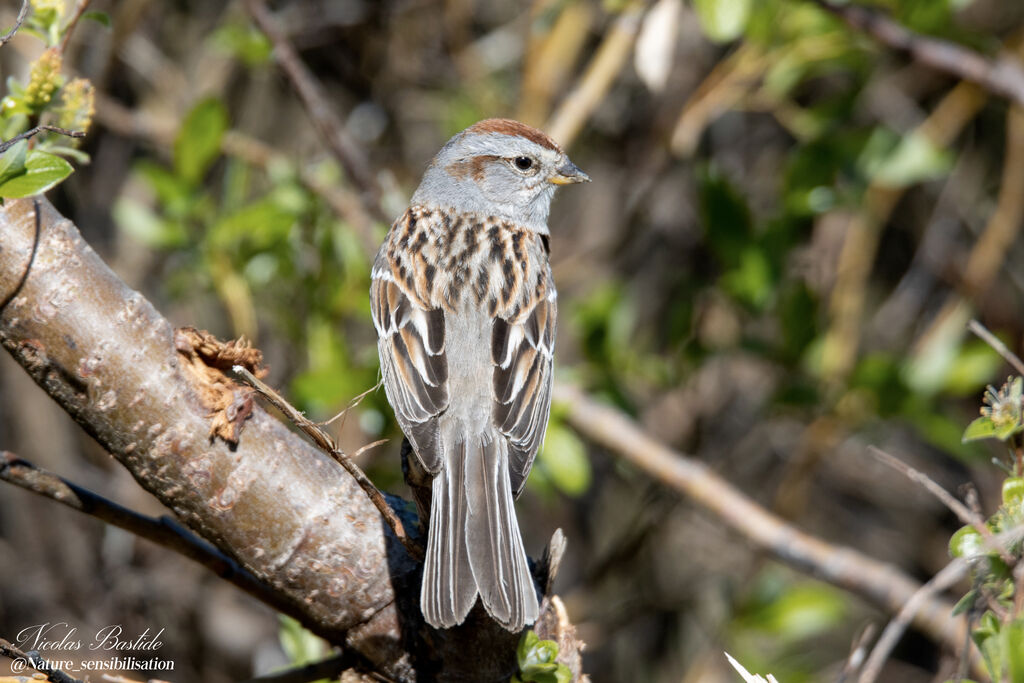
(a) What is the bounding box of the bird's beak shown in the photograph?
[549,159,590,185]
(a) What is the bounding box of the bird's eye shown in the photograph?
[513,156,534,171]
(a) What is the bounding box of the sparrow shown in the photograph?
[370,118,589,631]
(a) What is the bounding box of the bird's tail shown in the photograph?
[421,432,539,631]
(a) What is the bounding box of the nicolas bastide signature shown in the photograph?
[16,622,165,652]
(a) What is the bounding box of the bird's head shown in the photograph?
[411,118,589,233]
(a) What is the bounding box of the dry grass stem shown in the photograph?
[232,365,421,561]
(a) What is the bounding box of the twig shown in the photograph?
[867,447,980,529]
[0,451,299,618]
[836,623,876,683]
[243,0,384,221]
[58,0,91,54]
[968,319,1024,377]
[553,381,967,653]
[232,365,422,561]
[0,125,86,154]
[857,558,970,683]
[820,80,986,383]
[320,379,382,427]
[0,637,84,683]
[813,0,1024,109]
[0,0,29,47]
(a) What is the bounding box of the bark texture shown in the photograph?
[0,197,583,682]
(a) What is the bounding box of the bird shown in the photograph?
[370,118,589,631]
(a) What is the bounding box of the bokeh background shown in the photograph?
[3,0,1024,680]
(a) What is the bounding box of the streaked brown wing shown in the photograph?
[492,293,555,497]
[371,268,448,474]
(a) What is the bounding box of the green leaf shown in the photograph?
[963,416,1000,443]
[860,129,952,188]
[211,23,273,66]
[949,525,983,559]
[277,615,328,670]
[693,0,752,42]
[1002,620,1024,683]
[207,198,295,250]
[0,139,28,186]
[1003,478,1024,508]
[515,630,571,683]
[135,160,195,217]
[82,10,111,27]
[174,98,228,186]
[697,168,753,268]
[720,246,773,309]
[951,589,977,616]
[538,422,591,497]
[113,197,189,248]
[944,340,1002,396]
[995,420,1024,442]
[741,581,847,642]
[0,149,73,198]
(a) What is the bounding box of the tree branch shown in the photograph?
[232,365,421,561]
[0,0,30,47]
[0,125,85,154]
[552,382,967,653]
[243,0,385,221]
[813,0,1024,108]
[0,197,583,682]
[0,450,297,616]
[0,637,84,683]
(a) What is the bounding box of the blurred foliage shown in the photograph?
[276,616,331,683]
[4,0,1024,679]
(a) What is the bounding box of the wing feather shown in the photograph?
[371,236,449,474]
[492,289,556,497]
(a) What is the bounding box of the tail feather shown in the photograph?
[420,433,539,631]
[422,440,476,628]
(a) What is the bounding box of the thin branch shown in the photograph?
[0,125,86,154]
[0,0,29,46]
[869,447,1016,567]
[968,318,1024,377]
[857,558,970,683]
[0,637,85,683]
[232,366,421,561]
[58,0,91,54]
[320,378,382,427]
[813,0,1024,108]
[553,382,967,653]
[866,447,980,529]
[0,451,300,617]
[243,0,384,221]
[836,623,876,683]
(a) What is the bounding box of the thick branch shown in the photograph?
[553,383,967,653]
[0,197,583,682]
[0,451,296,616]
[0,196,412,677]
[814,0,1024,108]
